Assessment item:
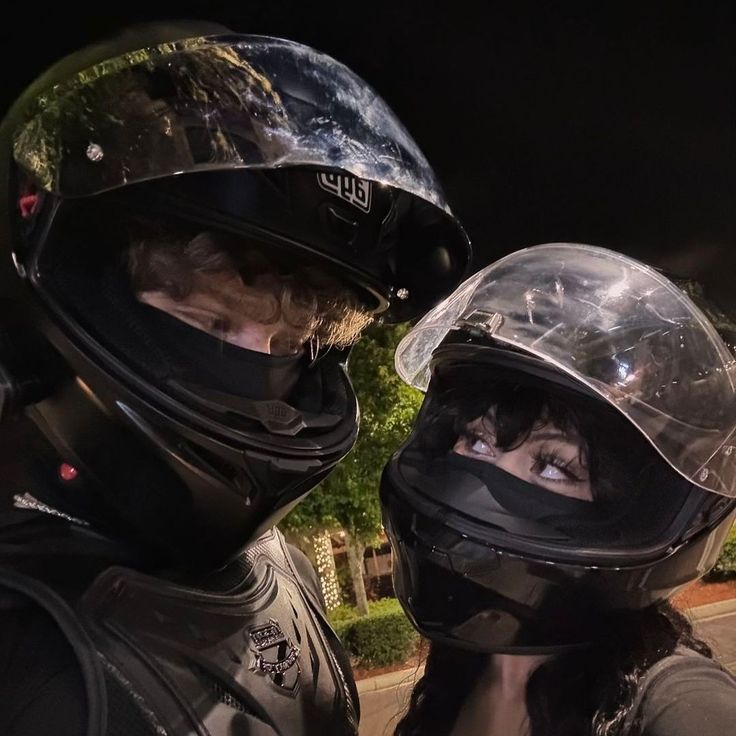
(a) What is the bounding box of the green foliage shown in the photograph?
[704,526,736,581]
[362,597,407,616]
[328,598,420,668]
[281,323,423,543]
[328,603,361,625]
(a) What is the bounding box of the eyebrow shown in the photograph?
[528,430,582,444]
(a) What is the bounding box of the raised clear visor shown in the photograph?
[396,243,736,496]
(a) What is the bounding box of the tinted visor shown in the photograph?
[13,35,451,212]
[33,197,356,439]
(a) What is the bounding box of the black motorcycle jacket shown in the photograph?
[0,509,359,736]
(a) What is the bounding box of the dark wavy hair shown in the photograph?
[395,602,712,736]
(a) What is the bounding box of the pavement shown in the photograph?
[357,598,736,736]
[357,664,423,736]
[691,598,736,673]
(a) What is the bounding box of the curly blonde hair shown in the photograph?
[127,224,373,348]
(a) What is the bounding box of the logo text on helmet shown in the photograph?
[317,172,372,213]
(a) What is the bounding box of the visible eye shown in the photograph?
[539,463,569,481]
[532,451,584,484]
[470,437,493,455]
[453,417,498,463]
[458,432,496,460]
[269,335,304,356]
[166,308,230,338]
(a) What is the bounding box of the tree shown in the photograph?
[281,322,423,614]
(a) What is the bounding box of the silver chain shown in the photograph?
[12,491,89,526]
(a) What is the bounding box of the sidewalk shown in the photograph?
[691,597,736,673]
[357,598,736,736]
[357,665,423,736]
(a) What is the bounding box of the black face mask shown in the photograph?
[445,453,601,524]
[402,449,621,545]
[142,305,305,402]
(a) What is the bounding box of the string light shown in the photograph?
[312,531,341,610]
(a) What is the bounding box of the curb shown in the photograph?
[357,665,424,694]
[690,597,736,621]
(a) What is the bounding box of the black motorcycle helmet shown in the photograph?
[381,243,736,653]
[0,21,470,568]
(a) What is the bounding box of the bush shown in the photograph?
[704,526,736,581]
[328,597,420,668]
[329,603,361,626]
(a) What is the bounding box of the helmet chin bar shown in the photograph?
[22,366,354,569]
[169,381,344,437]
[2,252,358,565]
[382,478,736,653]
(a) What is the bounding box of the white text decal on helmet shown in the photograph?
[317,172,372,213]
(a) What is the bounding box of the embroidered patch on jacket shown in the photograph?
[249,619,301,691]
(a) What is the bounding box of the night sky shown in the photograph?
[3,3,735,305]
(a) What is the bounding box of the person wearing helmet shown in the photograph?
[381,244,736,736]
[0,22,470,736]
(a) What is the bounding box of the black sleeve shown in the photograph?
[640,656,736,736]
[286,543,327,612]
[0,597,87,736]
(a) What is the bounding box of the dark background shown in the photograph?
[3,3,734,288]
